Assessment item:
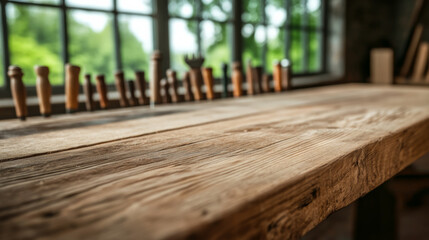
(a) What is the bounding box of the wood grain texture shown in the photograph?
[95,75,109,109]
[64,64,81,112]
[273,62,282,92]
[83,74,95,111]
[182,71,194,102]
[166,69,180,103]
[8,66,27,120]
[150,51,162,104]
[35,66,52,116]
[232,62,243,97]
[1,84,429,240]
[135,71,148,105]
[114,71,129,107]
[202,67,215,100]
[252,66,263,94]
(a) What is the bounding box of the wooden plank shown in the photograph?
[370,48,393,84]
[411,42,429,82]
[0,84,368,161]
[400,24,423,77]
[1,84,429,239]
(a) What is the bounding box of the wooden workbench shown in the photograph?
[1,84,429,239]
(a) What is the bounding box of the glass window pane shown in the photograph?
[290,29,303,73]
[169,19,198,76]
[308,31,321,72]
[307,0,322,28]
[12,0,60,4]
[201,21,231,78]
[266,26,284,73]
[7,4,63,86]
[242,0,263,23]
[242,24,265,66]
[119,15,153,81]
[118,0,152,14]
[68,10,115,83]
[291,0,304,26]
[202,0,232,22]
[66,0,113,10]
[265,0,286,27]
[169,0,196,18]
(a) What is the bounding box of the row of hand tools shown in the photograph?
[7,50,292,120]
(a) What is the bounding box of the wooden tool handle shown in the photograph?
[34,65,51,117]
[160,78,172,104]
[246,61,254,95]
[221,63,229,98]
[273,62,282,92]
[232,62,243,98]
[83,74,95,111]
[202,67,215,100]
[114,71,129,107]
[167,69,179,103]
[262,73,271,93]
[65,64,81,113]
[189,68,203,101]
[150,51,162,104]
[252,66,263,94]
[95,75,109,109]
[183,71,194,102]
[135,71,148,105]
[8,66,27,120]
[127,80,138,106]
[281,66,292,91]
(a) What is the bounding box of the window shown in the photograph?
[68,10,115,83]
[0,0,327,97]
[242,0,324,74]
[0,0,155,92]
[7,3,62,85]
[168,0,233,78]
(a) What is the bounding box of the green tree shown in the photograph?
[7,4,149,86]
[7,4,62,85]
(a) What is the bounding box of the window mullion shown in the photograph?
[196,0,202,55]
[302,0,309,72]
[112,0,122,71]
[261,0,267,71]
[232,0,242,63]
[59,0,69,87]
[321,0,327,73]
[0,0,11,96]
[285,0,291,60]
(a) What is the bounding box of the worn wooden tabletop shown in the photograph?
[1,84,429,240]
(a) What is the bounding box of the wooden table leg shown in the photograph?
[354,183,397,240]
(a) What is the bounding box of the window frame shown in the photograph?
[167,0,235,79]
[242,0,327,76]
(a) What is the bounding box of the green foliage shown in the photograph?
[290,30,303,73]
[119,19,150,81]
[308,31,321,71]
[6,4,149,86]
[7,4,62,85]
[10,35,63,85]
[68,11,115,84]
[266,29,285,73]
